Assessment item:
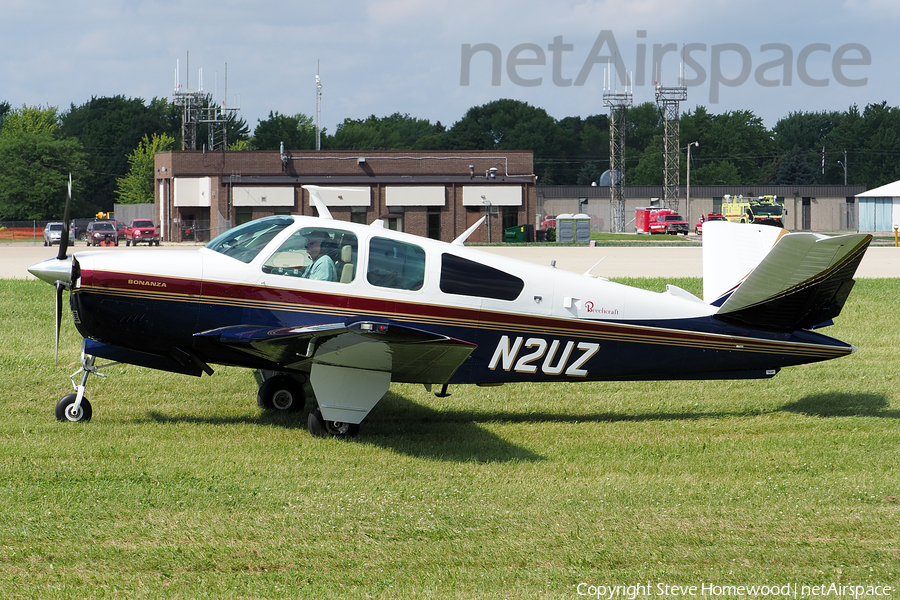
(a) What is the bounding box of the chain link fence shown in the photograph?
[176,220,212,243]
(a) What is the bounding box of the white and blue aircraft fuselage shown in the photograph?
[29,188,872,437]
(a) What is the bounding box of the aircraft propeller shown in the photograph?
[28,174,76,364]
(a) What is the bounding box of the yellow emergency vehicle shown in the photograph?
[721,195,784,228]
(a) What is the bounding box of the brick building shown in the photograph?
[153,150,536,243]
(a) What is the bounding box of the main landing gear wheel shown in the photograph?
[307,407,359,438]
[257,375,305,412]
[55,393,92,422]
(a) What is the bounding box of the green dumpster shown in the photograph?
[504,225,525,243]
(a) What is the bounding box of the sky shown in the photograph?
[2,0,897,135]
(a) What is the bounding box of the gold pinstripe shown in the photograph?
[77,275,850,361]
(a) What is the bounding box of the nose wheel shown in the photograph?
[56,393,92,422]
[55,349,115,423]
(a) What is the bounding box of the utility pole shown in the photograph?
[837,149,848,185]
[685,141,699,225]
[316,61,323,151]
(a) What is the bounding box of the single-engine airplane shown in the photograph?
[29,184,872,437]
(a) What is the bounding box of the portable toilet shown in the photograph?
[555,213,575,242]
[573,213,592,243]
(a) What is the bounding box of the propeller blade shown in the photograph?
[55,280,64,365]
[57,173,72,261]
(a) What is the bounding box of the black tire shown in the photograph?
[257,375,304,412]
[55,393,92,422]
[307,407,359,438]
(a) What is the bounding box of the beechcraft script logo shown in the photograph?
[584,301,618,316]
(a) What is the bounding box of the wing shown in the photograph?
[194,320,476,384]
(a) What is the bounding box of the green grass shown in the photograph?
[1,279,898,598]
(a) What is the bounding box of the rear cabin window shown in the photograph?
[366,237,425,291]
[439,254,524,301]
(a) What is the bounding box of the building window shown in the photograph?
[427,207,441,240]
[501,206,518,231]
[235,206,254,226]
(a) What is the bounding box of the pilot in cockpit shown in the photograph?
[302,229,337,281]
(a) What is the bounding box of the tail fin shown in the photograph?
[702,221,871,332]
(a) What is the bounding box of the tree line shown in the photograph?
[2,95,900,221]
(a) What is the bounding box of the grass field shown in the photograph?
[1,278,898,598]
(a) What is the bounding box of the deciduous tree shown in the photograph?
[115,133,175,204]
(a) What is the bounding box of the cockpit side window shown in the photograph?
[439,253,524,301]
[262,227,358,283]
[366,237,425,291]
[206,216,294,264]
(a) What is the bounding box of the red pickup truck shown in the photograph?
[125,219,160,246]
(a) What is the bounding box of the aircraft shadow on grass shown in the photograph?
[144,391,546,464]
[779,392,899,418]
[142,388,896,463]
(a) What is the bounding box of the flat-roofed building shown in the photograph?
[154,150,536,243]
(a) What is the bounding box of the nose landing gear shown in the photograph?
[55,350,116,423]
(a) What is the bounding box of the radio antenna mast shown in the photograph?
[316,61,323,151]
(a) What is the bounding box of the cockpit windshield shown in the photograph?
[206,216,294,264]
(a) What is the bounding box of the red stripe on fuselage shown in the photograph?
[78,269,850,360]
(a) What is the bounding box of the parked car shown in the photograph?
[115,221,127,240]
[540,214,557,229]
[70,218,92,242]
[86,221,118,246]
[125,219,160,246]
[43,222,72,246]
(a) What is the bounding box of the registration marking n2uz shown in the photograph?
[488,335,600,377]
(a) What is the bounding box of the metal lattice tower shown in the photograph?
[173,56,239,151]
[603,88,632,233]
[200,65,239,152]
[173,89,203,151]
[655,84,687,212]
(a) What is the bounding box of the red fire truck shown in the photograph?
[635,208,690,235]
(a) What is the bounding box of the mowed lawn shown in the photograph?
[1,278,898,598]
